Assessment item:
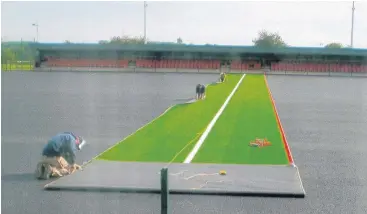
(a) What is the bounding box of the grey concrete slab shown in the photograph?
[44,160,305,197]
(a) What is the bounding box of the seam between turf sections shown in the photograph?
[183,73,247,164]
[263,74,306,195]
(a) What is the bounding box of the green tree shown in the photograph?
[1,48,16,63]
[324,42,343,48]
[1,41,35,62]
[108,35,145,44]
[98,40,109,44]
[252,30,287,48]
[177,37,183,44]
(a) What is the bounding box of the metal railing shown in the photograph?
[32,58,367,77]
[1,60,34,71]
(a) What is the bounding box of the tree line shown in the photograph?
[1,30,347,63]
[1,41,36,63]
[95,30,345,49]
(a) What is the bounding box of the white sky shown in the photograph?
[1,1,367,48]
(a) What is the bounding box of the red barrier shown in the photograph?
[45,58,367,74]
[270,62,367,73]
[264,74,294,165]
[118,60,128,68]
[231,61,242,70]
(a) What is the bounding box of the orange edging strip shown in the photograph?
[263,74,294,165]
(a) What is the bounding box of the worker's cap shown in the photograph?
[76,136,86,150]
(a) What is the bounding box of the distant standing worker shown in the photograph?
[219,72,226,83]
[196,84,201,100]
[199,84,206,100]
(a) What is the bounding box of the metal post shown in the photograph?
[160,167,169,214]
[144,1,147,44]
[32,23,39,42]
[351,1,355,48]
[154,56,157,72]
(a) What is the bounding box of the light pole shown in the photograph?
[144,1,147,44]
[351,1,355,48]
[32,23,39,42]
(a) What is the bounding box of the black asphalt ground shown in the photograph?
[2,72,367,214]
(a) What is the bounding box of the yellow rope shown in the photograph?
[164,128,206,168]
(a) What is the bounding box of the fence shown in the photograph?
[2,38,36,71]
[1,60,34,71]
[265,61,367,77]
[38,57,257,74]
[35,57,367,77]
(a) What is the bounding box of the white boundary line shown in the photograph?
[183,73,246,163]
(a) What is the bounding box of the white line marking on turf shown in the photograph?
[183,73,246,164]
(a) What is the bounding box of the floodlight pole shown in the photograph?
[144,1,147,44]
[351,1,355,48]
[32,23,39,42]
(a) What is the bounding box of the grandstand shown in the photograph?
[31,43,367,74]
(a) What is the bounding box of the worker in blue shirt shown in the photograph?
[36,132,85,179]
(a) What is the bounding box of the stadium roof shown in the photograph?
[32,43,367,57]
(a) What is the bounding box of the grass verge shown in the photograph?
[191,74,289,165]
[97,74,242,163]
[1,63,33,71]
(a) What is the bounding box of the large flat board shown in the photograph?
[45,160,305,197]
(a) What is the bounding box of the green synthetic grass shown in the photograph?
[1,63,33,71]
[192,75,289,165]
[97,74,242,162]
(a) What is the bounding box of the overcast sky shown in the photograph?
[2,1,367,48]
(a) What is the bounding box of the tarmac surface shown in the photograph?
[2,71,367,214]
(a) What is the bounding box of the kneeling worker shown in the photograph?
[35,132,85,180]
